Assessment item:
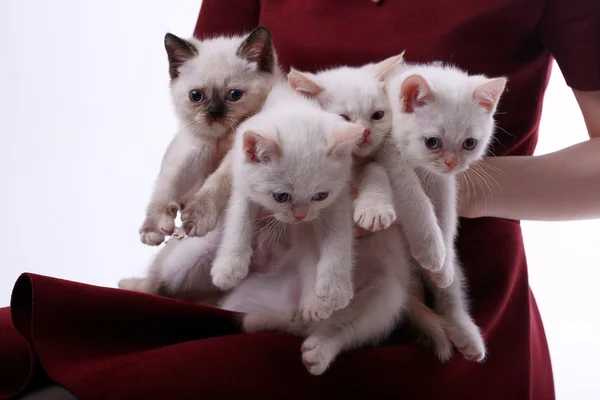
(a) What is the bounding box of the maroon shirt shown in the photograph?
[193,0,600,398]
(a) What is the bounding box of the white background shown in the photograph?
[0,1,598,398]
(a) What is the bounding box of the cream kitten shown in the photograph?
[220,226,431,376]
[138,26,279,246]
[119,26,278,296]
[210,83,365,321]
[386,63,507,361]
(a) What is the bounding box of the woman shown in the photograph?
[1,1,597,399]
[191,0,598,398]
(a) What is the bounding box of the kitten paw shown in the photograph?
[211,252,251,290]
[181,193,219,237]
[448,321,486,362]
[411,231,446,273]
[301,337,335,376]
[171,226,187,240]
[117,277,159,295]
[353,203,396,232]
[139,208,177,246]
[428,262,454,288]
[300,295,337,322]
[301,275,353,321]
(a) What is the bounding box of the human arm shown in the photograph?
[459,90,600,221]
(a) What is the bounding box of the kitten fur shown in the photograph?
[120,26,279,295]
[386,62,507,361]
[138,26,279,247]
[210,82,365,323]
[285,56,454,369]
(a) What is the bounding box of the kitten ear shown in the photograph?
[400,74,434,113]
[473,77,507,113]
[288,68,325,97]
[164,33,198,80]
[243,130,281,163]
[375,51,406,81]
[237,25,275,73]
[328,122,365,157]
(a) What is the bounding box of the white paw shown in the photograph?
[429,261,454,288]
[117,277,159,295]
[411,230,446,273]
[300,294,336,322]
[353,203,396,232]
[301,337,335,376]
[118,277,143,291]
[139,211,176,246]
[171,226,187,240]
[181,194,219,237]
[432,335,454,363]
[211,252,251,290]
[300,275,353,322]
[448,321,486,362]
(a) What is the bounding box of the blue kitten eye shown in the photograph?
[424,137,441,150]
[227,89,244,102]
[189,90,204,102]
[340,114,351,121]
[462,138,478,150]
[371,111,384,120]
[312,192,329,201]
[272,192,290,203]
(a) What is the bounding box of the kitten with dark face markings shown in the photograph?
[137,25,280,247]
[119,26,280,296]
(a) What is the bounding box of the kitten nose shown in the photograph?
[444,158,457,169]
[207,108,223,119]
[294,214,306,221]
[359,128,371,146]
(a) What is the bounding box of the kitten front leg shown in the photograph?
[304,192,355,321]
[382,153,446,272]
[210,186,256,290]
[353,162,397,232]
[181,150,233,237]
[422,173,458,288]
[140,134,215,246]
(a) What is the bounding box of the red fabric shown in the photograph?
[1,0,598,399]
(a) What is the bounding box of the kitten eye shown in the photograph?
[227,89,244,102]
[189,90,205,102]
[311,192,329,201]
[424,137,442,150]
[371,111,385,121]
[340,114,351,122]
[272,192,291,203]
[462,138,478,150]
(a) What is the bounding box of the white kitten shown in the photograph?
[138,26,279,246]
[211,83,364,321]
[386,63,507,361]
[287,54,404,233]
[119,26,279,295]
[221,224,453,375]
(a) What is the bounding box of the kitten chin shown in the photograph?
[165,26,282,141]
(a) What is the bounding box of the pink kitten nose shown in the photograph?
[360,129,371,146]
[294,214,306,221]
[444,159,457,169]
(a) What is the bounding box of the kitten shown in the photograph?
[220,225,445,376]
[287,53,404,233]
[210,82,365,321]
[138,26,279,246]
[119,26,279,295]
[386,63,507,361]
